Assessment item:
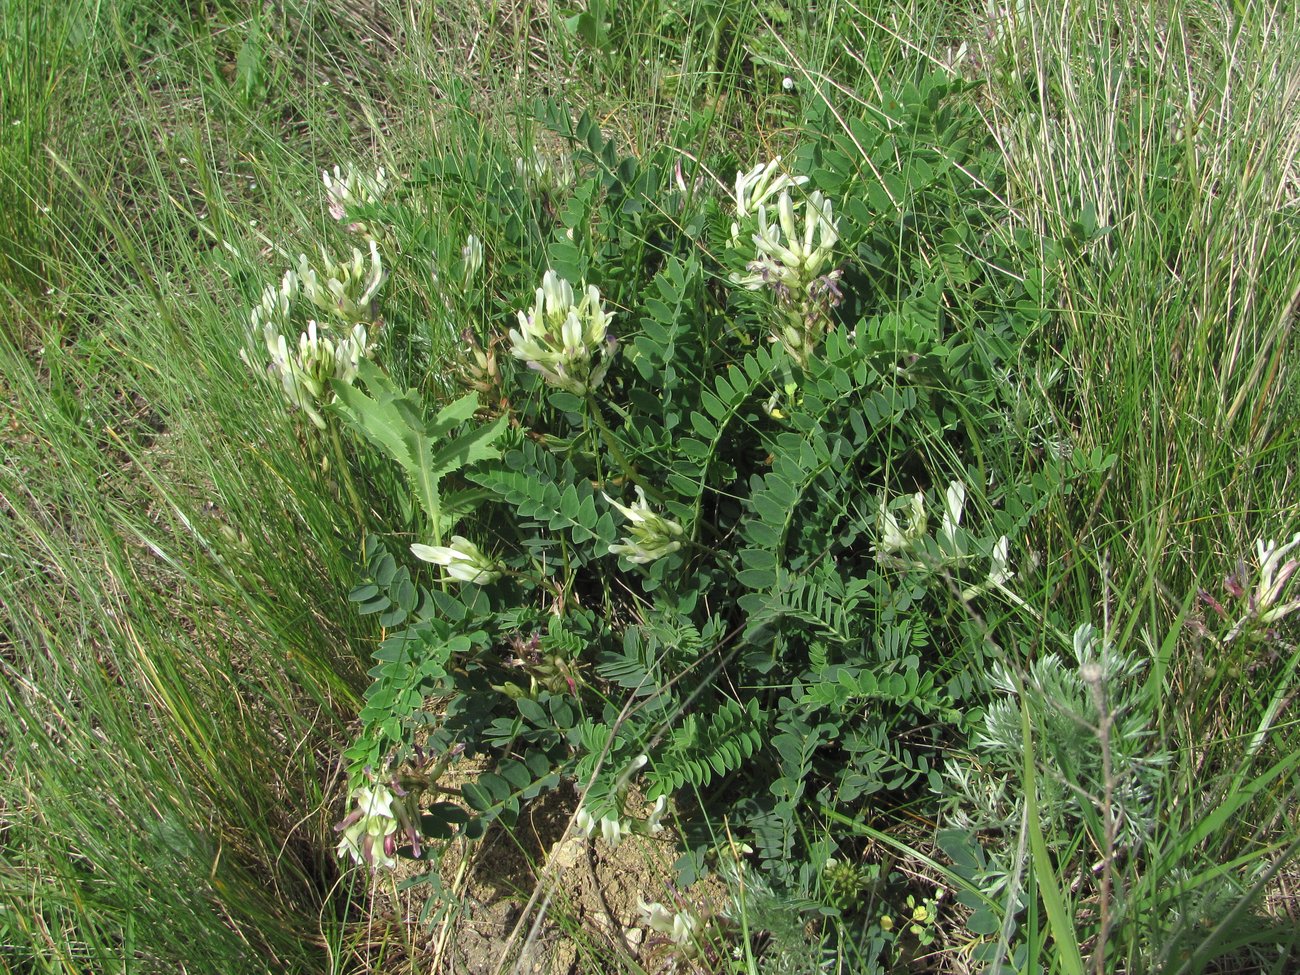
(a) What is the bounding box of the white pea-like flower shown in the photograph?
[605,486,685,564]
[645,795,669,834]
[262,320,369,429]
[939,480,967,555]
[962,536,1017,601]
[1254,533,1300,623]
[986,536,1014,588]
[875,491,927,556]
[600,815,627,847]
[322,164,387,223]
[243,257,373,429]
[1223,532,1300,641]
[248,268,298,337]
[461,234,484,285]
[735,189,839,292]
[730,157,808,244]
[727,164,843,364]
[335,783,399,870]
[575,806,628,848]
[410,535,503,585]
[515,149,574,192]
[508,269,615,395]
[297,239,386,325]
[637,898,701,948]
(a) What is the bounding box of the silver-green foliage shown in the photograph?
[943,624,1169,903]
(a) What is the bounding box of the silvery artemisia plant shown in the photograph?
[508,269,615,395]
[729,159,843,366]
[942,624,1168,902]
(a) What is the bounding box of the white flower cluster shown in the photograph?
[322,164,387,225]
[875,491,928,555]
[268,320,367,429]
[410,535,503,585]
[604,486,685,564]
[508,269,615,395]
[334,779,422,871]
[875,481,1014,599]
[244,267,372,429]
[728,157,808,245]
[296,239,386,326]
[637,897,701,950]
[244,166,389,430]
[728,159,842,365]
[1220,532,1300,642]
[876,481,968,558]
[575,792,669,849]
[249,266,296,337]
[731,190,839,293]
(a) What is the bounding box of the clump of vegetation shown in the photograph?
[4,1,1300,973]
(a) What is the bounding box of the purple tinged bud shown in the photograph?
[1199,589,1228,619]
[1225,562,1247,598]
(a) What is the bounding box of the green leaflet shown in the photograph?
[331,360,507,539]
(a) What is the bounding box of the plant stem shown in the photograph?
[587,393,656,499]
[328,416,366,534]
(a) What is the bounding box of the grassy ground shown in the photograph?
[1,0,1297,972]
